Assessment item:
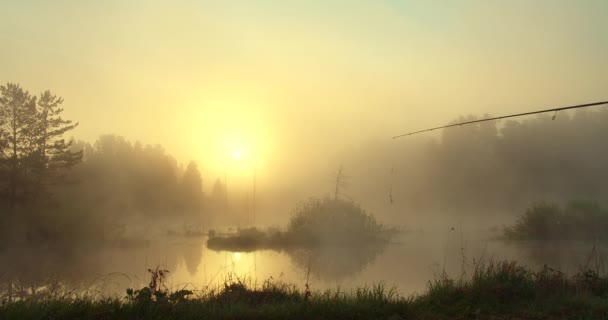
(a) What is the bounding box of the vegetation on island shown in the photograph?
[207,197,399,252]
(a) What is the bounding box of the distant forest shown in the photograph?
[337,107,608,225]
[0,83,218,247]
[3,82,608,245]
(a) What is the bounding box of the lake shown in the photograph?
[0,227,603,300]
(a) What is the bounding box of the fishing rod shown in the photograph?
[392,100,608,139]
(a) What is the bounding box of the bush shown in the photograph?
[286,197,397,246]
[207,198,397,252]
[504,201,608,241]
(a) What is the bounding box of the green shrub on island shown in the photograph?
[287,197,397,245]
[207,198,398,251]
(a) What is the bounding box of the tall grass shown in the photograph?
[3,260,608,319]
[420,259,608,319]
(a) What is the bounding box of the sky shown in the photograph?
[1,0,607,189]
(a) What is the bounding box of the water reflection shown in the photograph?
[2,233,608,302]
[508,241,607,273]
[178,241,204,275]
[287,244,387,281]
[0,235,208,301]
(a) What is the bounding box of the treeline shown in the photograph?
[69,136,204,218]
[0,83,217,246]
[68,135,236,225]
[336,108,608,224]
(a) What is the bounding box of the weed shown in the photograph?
[4,261,608,319]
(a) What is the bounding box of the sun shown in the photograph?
[233,252,241,261]
[233,151,241,159]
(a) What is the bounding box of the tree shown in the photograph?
[180,161,203,212]
[0,83,82,209]
[0,90,7,185]
[210,178,225,208]
[0,83,37,209]
[33,90,82,197]
[182,161,203,197]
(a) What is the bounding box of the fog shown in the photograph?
[1,0,608,299]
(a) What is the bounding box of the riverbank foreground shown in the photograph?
[2,260,608,319]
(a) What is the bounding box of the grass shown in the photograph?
[3,260,608,319]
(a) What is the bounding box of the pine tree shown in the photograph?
[181,161,203,212]
[211,178,225,201]
[33,90,82,197]
[0,90,6,181]
[0,84,82,209]
[0,83,37,209]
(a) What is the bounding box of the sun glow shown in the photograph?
[233,252,241,261]
[181,93,275,181]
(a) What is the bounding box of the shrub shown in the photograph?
[286,197,397,246]
[504,201,608,241]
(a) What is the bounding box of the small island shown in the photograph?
[207,197,399,252]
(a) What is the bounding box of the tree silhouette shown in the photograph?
[180,161,203,212]
[0,83,82,210]
[33,90,82,199]
[0,83,37,209]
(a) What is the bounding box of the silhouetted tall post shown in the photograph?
[334,165,343,200]
[252,167,256,224]
[224,166,228,219]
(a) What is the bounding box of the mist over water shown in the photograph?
[1,0,608,304]
[3,89,608,301]
[2,227,603,299]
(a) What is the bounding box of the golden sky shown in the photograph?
[2,0,607,187]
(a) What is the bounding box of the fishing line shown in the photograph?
[393,100,608,139]
[389,166,394,205]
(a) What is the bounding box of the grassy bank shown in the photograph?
[2,260,608,319]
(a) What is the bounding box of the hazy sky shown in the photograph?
[2,0,607,187]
